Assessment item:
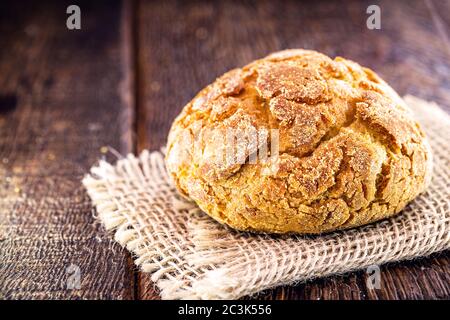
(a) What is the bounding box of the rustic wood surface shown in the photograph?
[0,0,449,300]
[0,0,135,299]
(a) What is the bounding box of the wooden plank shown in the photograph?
[250,251,449,300]
[135,0,449,300]
[0,0,135,299]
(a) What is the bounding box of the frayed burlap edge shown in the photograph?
[82,95,450,299]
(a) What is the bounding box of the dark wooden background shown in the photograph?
[0,0,449,300]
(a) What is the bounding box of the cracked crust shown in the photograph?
[165,49,433,234]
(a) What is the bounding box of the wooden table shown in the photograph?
[1,0,449,300]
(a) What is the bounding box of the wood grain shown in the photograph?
[250,251,450,300]
[0,0,135,299]
[135,0,449,299]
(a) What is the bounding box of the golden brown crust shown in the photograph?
[165,49,433,234]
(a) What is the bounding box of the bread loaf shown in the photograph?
[165,49,433,234]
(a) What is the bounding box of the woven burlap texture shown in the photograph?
[83,96,450,300]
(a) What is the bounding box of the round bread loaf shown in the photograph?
[165,49,433,234]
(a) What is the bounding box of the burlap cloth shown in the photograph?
[82,96,450,299]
